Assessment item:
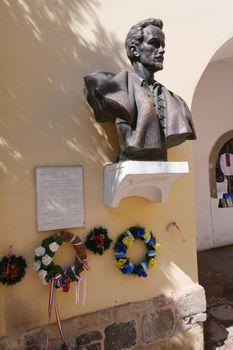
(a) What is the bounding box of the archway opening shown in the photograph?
[193,37,233,349]
[192,36,233,251]
[209,130,233,202]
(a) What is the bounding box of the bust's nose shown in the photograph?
[158,46,165,55]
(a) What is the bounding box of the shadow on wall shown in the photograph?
[1,0,129,187]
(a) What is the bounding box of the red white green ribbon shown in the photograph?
[48,278,55,323]
[46,276,67,349]
[54,300,66,344]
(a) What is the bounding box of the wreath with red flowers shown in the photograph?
[0,255,27,285]
[85,227,112,255]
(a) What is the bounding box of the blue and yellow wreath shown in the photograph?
[114,226,160,278]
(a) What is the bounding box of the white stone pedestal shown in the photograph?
[104,161,189,207]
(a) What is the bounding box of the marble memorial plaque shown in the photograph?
[35,166,84,231]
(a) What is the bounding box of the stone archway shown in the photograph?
[209,130,233,198]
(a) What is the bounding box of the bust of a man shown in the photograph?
[84,18,196,161]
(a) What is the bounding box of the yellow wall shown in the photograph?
[1,0,232,338]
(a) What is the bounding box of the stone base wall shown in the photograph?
[0,284,206,350]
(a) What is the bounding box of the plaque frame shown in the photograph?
[35,165,85,232]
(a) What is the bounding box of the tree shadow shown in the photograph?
[1,0,129,189]
[1,0,131,334]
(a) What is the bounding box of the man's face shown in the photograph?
[138,25,165,72]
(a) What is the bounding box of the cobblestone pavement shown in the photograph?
[198,245,233,350]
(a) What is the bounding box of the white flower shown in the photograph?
[38,269,47,279]
[38,270,48,285]
[49,242,60,253]
[33,261,41,271]
[38,270,48,278]
[35,246,46,257]
[41,278,48,285]
[42,254,52,266]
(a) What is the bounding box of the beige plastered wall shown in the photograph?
[1,0,233,338]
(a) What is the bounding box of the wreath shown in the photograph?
[0,254,27,285]
[34,231,89,292]
[114,226,160,278]
[85,227,112,255]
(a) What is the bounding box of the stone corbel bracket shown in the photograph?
[104,161,189,207]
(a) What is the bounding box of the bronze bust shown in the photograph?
[84,18,196,161]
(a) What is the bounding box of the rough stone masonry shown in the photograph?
[0,284,206,350]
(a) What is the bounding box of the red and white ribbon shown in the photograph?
[77,256,90,271]
[83,278,87,305]
[75,276,82,304]
[167,221,181,232]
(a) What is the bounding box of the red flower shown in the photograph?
[63,276,72,292]
[63,284,70,292]
[93,234,105,247]
[3,262,19,280]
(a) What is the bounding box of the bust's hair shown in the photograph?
[125,18,163,64]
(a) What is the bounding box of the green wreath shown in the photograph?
[85,227,112,255]
[0,255,27,285]
[114,226,160,278]
[34,231,89,292]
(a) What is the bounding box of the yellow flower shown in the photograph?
[143,229,151,240]
[122,236,133,247]
[115,259,127,268]
[153,242,161,250]
[148,258,156,268]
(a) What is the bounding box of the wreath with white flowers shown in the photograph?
[34,231,89,292]
[114,226,160,278]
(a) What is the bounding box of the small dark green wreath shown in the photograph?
[85,227,112,255]
[0,255,27,285]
